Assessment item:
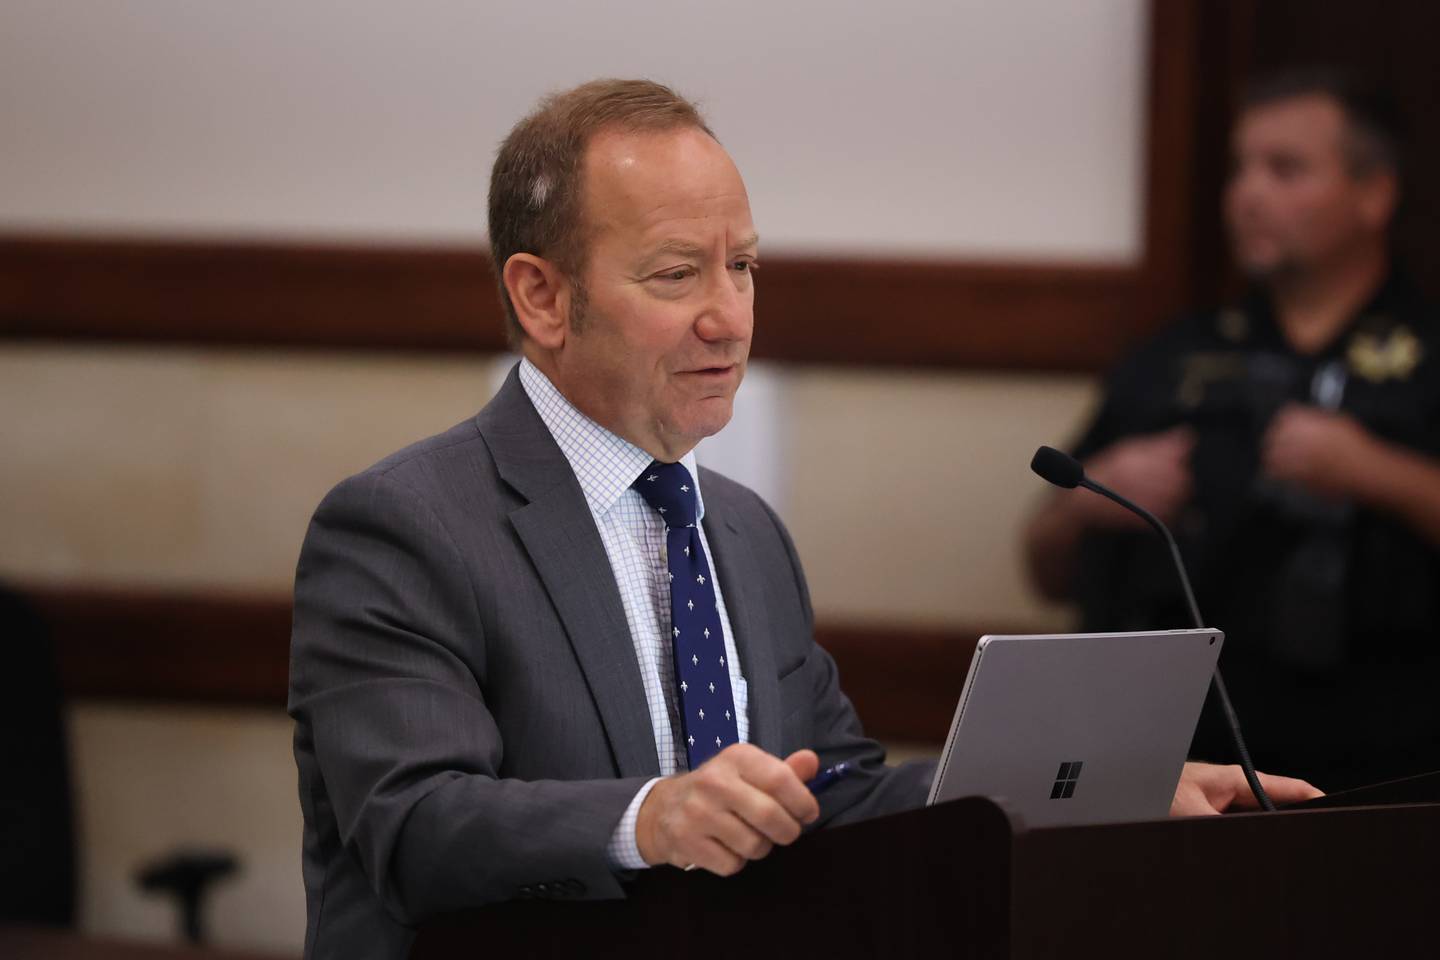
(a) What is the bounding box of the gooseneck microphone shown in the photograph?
[1030,445,1275,812]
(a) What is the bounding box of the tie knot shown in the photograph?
[633,460,698,529]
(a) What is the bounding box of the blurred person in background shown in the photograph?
[1026,68,1440,791]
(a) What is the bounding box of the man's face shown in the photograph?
[1224,95,1387,278]
[549,126,756,461]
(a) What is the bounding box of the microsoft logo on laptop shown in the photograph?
[1050,761,1083,799]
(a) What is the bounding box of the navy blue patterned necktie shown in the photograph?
[632,460,739,769]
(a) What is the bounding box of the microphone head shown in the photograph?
[1031,445,1085,489]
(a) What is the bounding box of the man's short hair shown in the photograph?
[1242,67,1406,179]
[487,78,715,346]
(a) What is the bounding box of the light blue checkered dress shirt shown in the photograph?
[518,359,750,870]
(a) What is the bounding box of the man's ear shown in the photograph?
[504,253,571,349]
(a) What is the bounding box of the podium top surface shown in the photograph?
[1284,768,1440,811]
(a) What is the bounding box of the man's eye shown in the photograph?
[655,268,693,282]
[1269,156,1303,179]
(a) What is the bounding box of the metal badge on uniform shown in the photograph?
[1347,321,1423,383]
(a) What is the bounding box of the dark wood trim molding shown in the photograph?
[1136,0,1202,324]
[0,234,1140,372]
[813,623,995,744]
[0,234,1142,373]
[27,586,293,707]
[750,260,1141,373]
[21,584,1026,743]
[0,236,510,354]
[0,0,1216,374]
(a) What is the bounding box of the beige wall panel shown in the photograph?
[783,366,1099,628]
[1,346,1093,625]
[0,347,210,584]
[0,345,500,591]
[194,350,497,588]
[67,702,305,953]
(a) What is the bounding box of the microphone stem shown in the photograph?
[1081,479,1276,812]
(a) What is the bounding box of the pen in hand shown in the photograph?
[805,762,851,796]
[682,762,853,872]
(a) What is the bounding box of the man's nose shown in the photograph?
[695,269,752,343]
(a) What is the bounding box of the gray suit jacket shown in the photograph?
[288,366,934,958]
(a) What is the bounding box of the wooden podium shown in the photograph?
[412,773,1440,959]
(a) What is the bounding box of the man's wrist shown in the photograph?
[606,777,663,872]
[635,774,678,867]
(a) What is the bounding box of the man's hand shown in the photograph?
[636,744,821,875]
[1262,404,1376,499]
[1170,761,1323,816]
[1082,426,1196,527]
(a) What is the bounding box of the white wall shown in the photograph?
[0,0,1146,259]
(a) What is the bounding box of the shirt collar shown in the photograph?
[1242,264,1419,357]
[518,357,705,521]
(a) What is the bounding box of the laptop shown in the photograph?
[926,629,1223,828]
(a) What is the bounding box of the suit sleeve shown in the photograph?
[288,471,649,924]
[755,499,937,827]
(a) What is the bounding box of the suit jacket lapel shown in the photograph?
[478,367,660,779]
[704,503,783,757]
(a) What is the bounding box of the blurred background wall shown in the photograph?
[8,0,1432,954]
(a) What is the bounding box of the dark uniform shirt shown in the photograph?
[1071,270,1440,790]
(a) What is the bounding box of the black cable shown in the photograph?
[1080,478,1275,811]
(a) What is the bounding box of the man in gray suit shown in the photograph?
[289,79,1319,958]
